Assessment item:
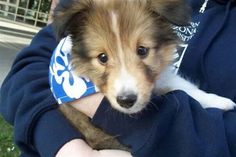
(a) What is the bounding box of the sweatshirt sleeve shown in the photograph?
[92,92,236,157]
[0,25,82,157]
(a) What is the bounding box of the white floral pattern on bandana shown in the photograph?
[49,36,98,104]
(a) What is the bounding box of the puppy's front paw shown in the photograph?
[201,94,236,111]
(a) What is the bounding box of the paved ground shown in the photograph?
[0,19,39,86]
[0,38,25,85]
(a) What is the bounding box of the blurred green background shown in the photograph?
[0,116,20,157]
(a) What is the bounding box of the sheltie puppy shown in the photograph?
[52,0,235,150]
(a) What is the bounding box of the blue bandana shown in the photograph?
[49,36,99,104]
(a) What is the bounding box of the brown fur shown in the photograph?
[53,0,190,150]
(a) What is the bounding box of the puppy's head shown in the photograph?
[53,0,190,114]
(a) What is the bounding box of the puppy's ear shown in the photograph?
[148,0,191,26]
[52,0,92,40]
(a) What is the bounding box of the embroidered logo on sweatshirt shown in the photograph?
[172,22,200,73]
[173,22,200,42]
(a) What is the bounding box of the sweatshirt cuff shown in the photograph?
[92,98,111,127]
[33,108,82,157]
[91,98,127,136]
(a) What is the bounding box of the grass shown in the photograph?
[0,116,20,157]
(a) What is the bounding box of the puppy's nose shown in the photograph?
[116,94,137,109]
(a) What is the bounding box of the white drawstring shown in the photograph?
[199,0,210,13]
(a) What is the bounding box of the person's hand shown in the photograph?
[70,92,104,118]
[56,139,132,157]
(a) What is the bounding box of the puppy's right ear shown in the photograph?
[52,0,91,40]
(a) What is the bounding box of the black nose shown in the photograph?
[116,94,137,109]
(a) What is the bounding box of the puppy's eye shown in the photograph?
[97,53,108,65]
[137,46,149,58]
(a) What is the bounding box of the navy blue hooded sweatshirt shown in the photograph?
[0,0,236,156]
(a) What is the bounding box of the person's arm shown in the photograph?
[73,91,236,157]
[0,25,82,157]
